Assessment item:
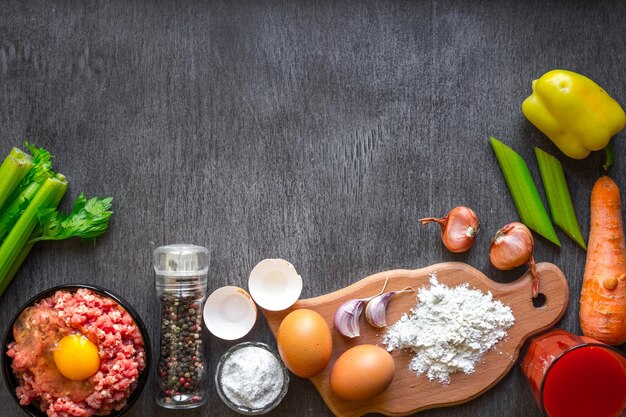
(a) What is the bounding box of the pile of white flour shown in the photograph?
[383,273,515,384]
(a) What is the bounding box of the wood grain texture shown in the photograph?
[0,0,625,416]
[263,262,569,417]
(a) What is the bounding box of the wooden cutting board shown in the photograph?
[262,262,569,417]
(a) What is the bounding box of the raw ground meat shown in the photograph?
[6,289,146,417]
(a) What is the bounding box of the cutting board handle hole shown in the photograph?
[532,293,547,308]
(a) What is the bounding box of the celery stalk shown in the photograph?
[0,175,67,296]
[0,144,54,243]
[9,143,54,200]
[0,148,33,212]
[490,137,561,246]
[535,147,586,249]
[0,181,44,243]
[0,243,33,296]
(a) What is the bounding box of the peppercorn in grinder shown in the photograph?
[154,244,209,409]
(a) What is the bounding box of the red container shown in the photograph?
[521,329,626,417]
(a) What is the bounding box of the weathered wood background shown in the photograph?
[1,1,625,416]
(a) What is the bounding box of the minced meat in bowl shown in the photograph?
[2,285,151,417]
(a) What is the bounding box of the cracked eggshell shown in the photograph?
[248,259,303,311]
[203,286,257,340]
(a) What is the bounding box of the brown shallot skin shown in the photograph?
[419,206,479,253]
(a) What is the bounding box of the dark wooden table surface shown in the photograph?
[1,1,625,416]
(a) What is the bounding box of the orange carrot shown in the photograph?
[579,176,626,345]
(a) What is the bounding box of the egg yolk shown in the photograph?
[53,334,100,381]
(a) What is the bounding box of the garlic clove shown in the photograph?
[334,299,365,338]
[365,292,394,328]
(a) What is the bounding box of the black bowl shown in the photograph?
[2,284,152,417]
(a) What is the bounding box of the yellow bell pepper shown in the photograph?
[522,69,626,159]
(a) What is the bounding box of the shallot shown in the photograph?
[420,206,479,253]
[490,222,539,298]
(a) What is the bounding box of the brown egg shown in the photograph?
[330,344,395,401]
[277,309,332,378]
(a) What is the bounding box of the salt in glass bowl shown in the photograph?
[215,341,289,415]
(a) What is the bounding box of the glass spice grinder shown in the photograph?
[154,244,209,409]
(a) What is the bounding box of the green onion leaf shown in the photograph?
[535,147,586,250]
[0,148,33,212]
[489,136,561,246]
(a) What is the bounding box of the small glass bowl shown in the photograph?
[215,342,289,415]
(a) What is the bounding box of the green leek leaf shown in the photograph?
[489,136,560,246]
[535,147,586,249]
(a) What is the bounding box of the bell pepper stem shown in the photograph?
[602,141,615,172]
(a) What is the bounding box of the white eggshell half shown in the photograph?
[203,286,257,340]
[248,258,303,311]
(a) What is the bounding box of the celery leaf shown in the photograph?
[15,142,54,193]
[30,193,113,244]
